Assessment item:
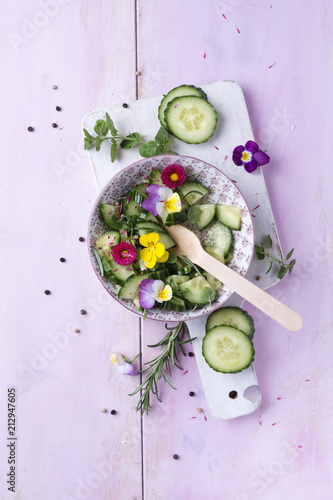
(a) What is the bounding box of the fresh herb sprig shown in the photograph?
[83,113,177,163]
[129,322,196,415]
[255,234,296,279]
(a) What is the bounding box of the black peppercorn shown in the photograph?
[44,290,51,295]
[188,352,194,357]
[173,454,179,460]
[56,106,61,111]
[189,391,195,397]
[52,123,58,128]
[60,257,66,262]
[27,126,34,132]
[111,410,116,415]
[122,103,128,108]
[80,309,87,315]
[79,237,85,242]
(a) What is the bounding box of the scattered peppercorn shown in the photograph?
[135,71,141,76]
[80,309,87,315]
[52,85,58,89]
[189,391,195,397]
[79,237,85,242]
[56,106,61,111]
[44,290,51,295]
[27,126,34,132]
[52,123,58,128]
[256,276,261,281]
[101,408,107,413]
[194,272,199,277]
[173,454,179,460]
[188,352,194,357]
[122,103,128,108]
[60,257,66,262]
[114,202,119,206]
[111,410,117,415]
[75,329,80,333]
[197,408,203,413]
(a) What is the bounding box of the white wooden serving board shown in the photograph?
[83,81,283,420]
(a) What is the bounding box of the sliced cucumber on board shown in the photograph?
[180,181,209,205]
[202,221,233,258]
[202,325,255,373]
[206,307,255,338]
[216,204,242,231]
[164,96,217,144]
[196,204,216,230]
[158,84,207,129]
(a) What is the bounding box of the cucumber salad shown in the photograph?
[91,163,243,316]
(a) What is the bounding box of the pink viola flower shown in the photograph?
[110,353,138,376]
[139,278,172,309]
[161,164,187,189]
[232,140,270,173]
[112,242,137,266]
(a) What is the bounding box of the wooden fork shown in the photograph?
[164,224,303,332]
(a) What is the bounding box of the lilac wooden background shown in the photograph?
[1,1,333,499]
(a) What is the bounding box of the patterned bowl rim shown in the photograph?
[87,154,254,321]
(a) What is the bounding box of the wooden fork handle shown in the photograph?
[195,250,303,332]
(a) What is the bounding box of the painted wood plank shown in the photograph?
[0,1,143,499]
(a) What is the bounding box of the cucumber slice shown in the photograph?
[158,85,207,129]
[203,245,225,264]
[179,276,216,307]
[164,96,217,144]
[99,204,120,229]
[109,259,135,285]
[202,221,233,258]
[203,272,223,292]
[148,268,169,280]
[137,210,158,223]
[124,199,141,217]
[134,184,148,199]
[118,274,148,300]
[162,210,188,226]
[216,205,242,231]
[136,222,176,249]
[196,204,216,230]
[165,296,187,312]
[202,326,255,373]
[206,307,255,338]
[166,274,191,291]
[180,181,209,205]
[95,231,120,260]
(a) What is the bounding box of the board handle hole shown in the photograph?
[229,390,238,399]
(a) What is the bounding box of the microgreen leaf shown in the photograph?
[288,258,296,273]
[84,138,94,150]
[94,119,109,137]
[111,141,117,163]
[105,113,118,136]
[267,234,272,250]
[188,206,200,224]
[83,129,94,140]
[255,245,265,260]
[155,126,169,145]
[139,141,158,157]
[286,248,294,260]
[266,261,273,275]
[120,132,142,149]
[278,266,288,279]
[95,136,101,152]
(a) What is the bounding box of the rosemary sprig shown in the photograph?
[177,254,203,276]
[129,322,196,415]
[255,234,296,279]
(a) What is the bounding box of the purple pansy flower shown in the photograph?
[232,140,270,173]
[142,184,161,216]
[139,278,172,309]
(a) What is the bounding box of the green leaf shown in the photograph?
[105,113,118,136]
[286,248,294,260]
[120,132,142,149]
[95,136,101,151]
[90,246,104,277]
[288,258,296,274]
[278,266,288,279]
[255,244,265,260]
[154,126,169,145]
[265,261,273,275]
[267,234,272,250]
[94,119,109,137]
[83,128,94,140]
[111,142,117,163]
[201,287,215,303]
[84,138,94,150]
[187,206,200,224]
[139,141,158,158]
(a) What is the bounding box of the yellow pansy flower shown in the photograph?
[139,232,169,269]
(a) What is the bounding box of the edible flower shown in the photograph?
[142,185,181,217]
[139,279,173,309]
[161,164,187,189]
[112,241,137,266]
[232,140,270,173]
[139,232,169,269]
[110,353,138,376]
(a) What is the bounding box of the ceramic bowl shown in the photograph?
[88,155,254,321]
